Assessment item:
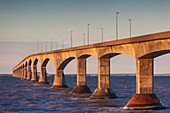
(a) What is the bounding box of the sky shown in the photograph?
[0,0,170,74]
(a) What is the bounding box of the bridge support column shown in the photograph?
[31,65,38,82]
[52,70,68,88]
[38,66,49,84]
[19,69,21,78]
[26,66,31,81]
[22,68,24,79]
[90,58,117,99]
[72,58,91,94]
[124,58,165,110]
[23,67,27,80]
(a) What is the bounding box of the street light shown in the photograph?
[87,24,90,45]
[51,39,53,50]
[129,19,132,38]
[59,35,62,49]
[83,33,85,45]
[40,42,42,52]
[101,28,103,42]
[55,40,57,50]
[36,42,39,53]
[116,12,119,40]
[45,41,47,52]
[62,40,64,49]
[71,30,73,47]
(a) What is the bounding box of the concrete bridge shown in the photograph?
[12,31,170,110]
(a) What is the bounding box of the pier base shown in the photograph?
[31,78,38,82]
[124,94,166,110]
[90,88,117,99]
[51,70,68,88]
[38,81,49,84]
[51,84,68,88]
[72,85,91,94]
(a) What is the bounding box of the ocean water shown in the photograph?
[0,74,169,113]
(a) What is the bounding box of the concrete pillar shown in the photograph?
[72,58,91,94]
[15,70,17,77]
[31,65,38,82]
[38,66,49,84]
[21,68,24,79]
[23,67,27,80]
[26,66,31,81]
[19,69,21,78]
[90,58,117,99]
[52,70,68,88]
[124,58,165,110]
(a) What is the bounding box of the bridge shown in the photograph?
[12,31,170,110]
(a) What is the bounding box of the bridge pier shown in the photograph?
[72,58,91,94]
[38,66,49,84]
[52,70,68,88]
[20,68,23,79]
[31,65,38,82]
[124,58,165,110]
[26,66,31,81]
[22,68,24,78]
[90,58,117,99]
[23,66,27,80]
[19,68,21,78]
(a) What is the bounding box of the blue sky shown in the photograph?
[0,0,170,74]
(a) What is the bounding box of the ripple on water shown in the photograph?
[0,75,169,113]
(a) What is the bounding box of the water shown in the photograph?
[0,74,169,113]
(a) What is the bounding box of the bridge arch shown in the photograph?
[33,58,39,65]
[28,59,32,66]
[139,50,170,59]
[38,57,56,84]
[30,58,39,82]
[99,53,120,59]
[78,54,91,59]
[51,56,76,88]
[25,61,28,67]
[58,57,75,70]
[42,58,50,67]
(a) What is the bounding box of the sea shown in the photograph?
[0,74,169,113]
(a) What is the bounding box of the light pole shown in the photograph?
[83,33,85,45]
[71,30,73,47]
[45,41,47,52]
[40,42,42,52]
[56,40,57,50]
[116,12,119,40]
[87,24,90,45]
[129,19,132,38]
[62,40,64,49]
[101,28,103,42]
[36,42,39,53]
[59,35,62,49]
[51,39,53,50]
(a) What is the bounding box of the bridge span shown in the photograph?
[12,31,170,110]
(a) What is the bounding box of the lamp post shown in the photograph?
[55,40,57,50]
[62,40,64,49]
[71,30,73,47]
[116,12,119,40]
[129,19,132,38]
[45,41,47,52]
[40,42,42,52]
[87,24,90,45]
[83,33,85,45]
[36,42,39,53]
[101,28,103,42]
[51,39,53,50]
